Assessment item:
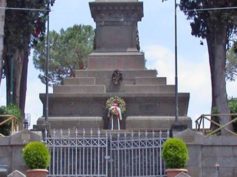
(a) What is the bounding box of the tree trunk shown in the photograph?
[0,0,6,86]
[13,49,24,107]
[206,16,232,135]
[20,49,29,115]
[4,47,29,119]
[4,0,32,118]
[5,51,13,105]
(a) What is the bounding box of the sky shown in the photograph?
[0,0,236,128]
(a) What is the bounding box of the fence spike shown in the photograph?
[75,128,78,138]
[98,128,100,136]
[60,129,63,137]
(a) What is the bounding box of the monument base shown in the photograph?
[36,117,103,130]
[35,116,192,131]
[126,116,192,130]
[171,121,189,131]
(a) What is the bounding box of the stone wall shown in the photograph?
[2,129,237,177]
[0,130,42,176]
[175,129,237,177]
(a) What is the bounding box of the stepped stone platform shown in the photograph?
[37,117,103,130]
[36,0,191,131]
[88,52,145,70]
[39,93,189,116]
[126,116,192,129]
[37,116,191,130]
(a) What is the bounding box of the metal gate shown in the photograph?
[45,129,169,177]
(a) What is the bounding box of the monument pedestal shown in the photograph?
[35,0,191,131]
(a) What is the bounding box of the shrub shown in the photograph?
[22,141,51,169]
[228,98,237,132]
[5,104,21,120]
[0,104,21,136]
[162,138,189,168]
[0,106,10,135]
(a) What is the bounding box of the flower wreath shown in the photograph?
[106,96,126,114]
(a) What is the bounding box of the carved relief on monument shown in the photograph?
[111,70,123,86]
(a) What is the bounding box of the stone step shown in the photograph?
[135,77,166,85]
[37,117,103,130]
[124,85,175,93]
[75,69,157,78]
[36,116,191,130]
[53,85,106,94]
[126,116,192,129]
[63,77,96,85]
[40,93,189,117]
[87,52,145,70]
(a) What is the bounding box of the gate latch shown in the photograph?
[104,155,110,160]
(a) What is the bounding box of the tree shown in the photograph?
[226,43,237,81]
[179,0,237,133]
[33,25,94,86]
[2,0,54,115]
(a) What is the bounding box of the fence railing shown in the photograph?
[45,129,170,177]
[195,114,237,136]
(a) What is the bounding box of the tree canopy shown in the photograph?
[33,24,94,86]
[226,44,237,81]
[180,0,237,43]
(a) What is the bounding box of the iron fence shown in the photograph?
[45,129,170,177]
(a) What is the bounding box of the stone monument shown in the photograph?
[36,0,191,130]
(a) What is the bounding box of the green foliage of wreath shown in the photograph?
[106,96,126,113]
